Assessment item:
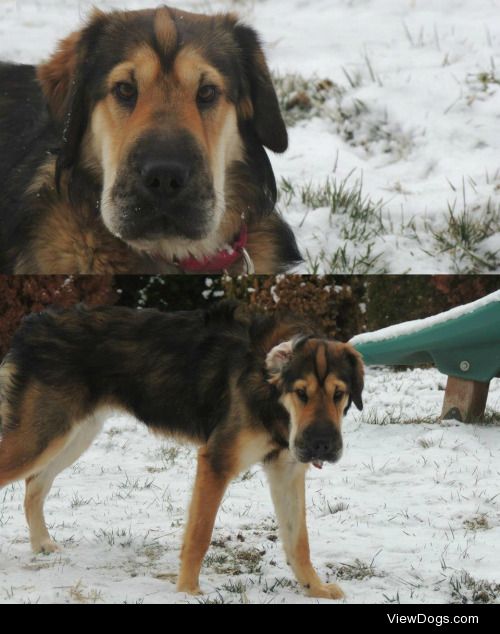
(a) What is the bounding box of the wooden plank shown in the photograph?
[441,376,490,423]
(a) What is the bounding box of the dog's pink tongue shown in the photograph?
[312,460,323,469]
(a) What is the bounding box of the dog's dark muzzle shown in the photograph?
[295,423,343,464]
[111,131,215,241]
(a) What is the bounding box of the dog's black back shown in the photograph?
[0,63,47,173]
[8,302,309,443]
[0,63,59,270]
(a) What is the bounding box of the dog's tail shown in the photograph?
[0,356,7,435]
[0,357,24,487]
[0,354,15,447]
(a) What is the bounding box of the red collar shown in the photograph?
[177,224,250,273]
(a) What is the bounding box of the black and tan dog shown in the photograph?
[0,6,301,274]
[0,302,363,599]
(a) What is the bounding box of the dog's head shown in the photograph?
[266,336,364,466]
[37,6,287,259]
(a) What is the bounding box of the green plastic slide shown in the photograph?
[350,291,500,383]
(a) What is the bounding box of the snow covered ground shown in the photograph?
[1,366,499,604]
[1,0,500,272]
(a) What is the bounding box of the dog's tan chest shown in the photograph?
[15,195,171,274]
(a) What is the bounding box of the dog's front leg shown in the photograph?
[264,450,344,600]
[177,446,231,595]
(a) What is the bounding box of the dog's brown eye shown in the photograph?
[333,390,344,402]
[114,82,137,104]
[197,85,218,107]
[296,388,308,403]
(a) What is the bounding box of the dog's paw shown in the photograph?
[307,582,344,600]
[32,539,61,554]
[176,582,203,596]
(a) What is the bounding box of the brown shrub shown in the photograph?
[218,275,366,341]
[0,276,116,357]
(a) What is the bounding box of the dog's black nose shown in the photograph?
[310,434,336,456]
[140,160,191,198]
[298,424,343,463]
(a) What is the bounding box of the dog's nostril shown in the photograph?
[140,161,190,197]
[308,434,341,458]
[313,440,331,453]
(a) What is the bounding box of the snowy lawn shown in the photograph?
[1,366,499,604]
[1,0,500,272]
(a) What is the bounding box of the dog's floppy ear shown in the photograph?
[37,10,106,188]
[37,31,82,121]
[344,346,364,413]
[266,339,293,378]
[233,23,288,153]
[266,335,311,382]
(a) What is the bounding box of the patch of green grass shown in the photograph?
[362,409,437,426]
[70,492,93,509]
[328,556,382,581]
[117,474,157,491]
[383,590,401,604]
[195,592,227,604]
[426,195,500,273]
[136,541,168,562]
[273,73,343,126]
[273,71,412,158]
[262,577,297,594]
[221,579,252,594]
[153,445,182,464]
[69,580,104,604]
[417,437,435,449]
[463,514,490,531]
[465,61,500,104]
[94,526,134,548]
[306,243,386,275]
[479,408,500,425]
[313,494,349,517]
[287,174,386,234]
[279,173,388,274]
[476,69,500,90]
[237,469,257,482]
[204,547,264,576]
[450,571,500,604]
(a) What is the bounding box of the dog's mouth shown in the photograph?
[104,185,216,243]
[293,447,343,468]
[111,204,213,243]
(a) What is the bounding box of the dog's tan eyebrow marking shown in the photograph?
[154,6,177,57]
[174,47,227,92]
[325,375,348,395]
[315,342,328,384]
[108,47,161,88]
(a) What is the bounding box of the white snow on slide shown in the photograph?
[1,367,499,604]
[350,290,500,345]
[1,0,500,272]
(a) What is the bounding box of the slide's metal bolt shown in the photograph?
[460,360,470,372]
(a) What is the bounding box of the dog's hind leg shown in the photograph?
[24,413,105,553]
[25,471,62,553]
[0,427,74,551]
[263,450,344,600]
